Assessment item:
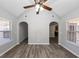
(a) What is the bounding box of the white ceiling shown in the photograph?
[0,0,79,17]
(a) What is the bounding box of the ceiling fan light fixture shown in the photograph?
[35,4,44,12]
[35,4,40,12]
[23,0,52,14]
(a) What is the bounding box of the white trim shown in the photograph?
[59,43,79,57]
[17,42,20,45]
[28,43,49,45]
[0,43,17,56]
[58,43,61,45]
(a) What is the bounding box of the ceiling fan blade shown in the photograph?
[24,5,35,9]
[43,0,47,3]
[40,0,47,3]
[42,5,52,11]
[34,0,37,4]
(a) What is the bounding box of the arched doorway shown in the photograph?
[19,22,28,44]
[49,22,59,44]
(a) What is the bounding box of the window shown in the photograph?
[67,19,79,45]
[0,20,10,39]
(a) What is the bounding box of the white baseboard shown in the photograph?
[17,42,20,45]
[0,43,17,56]
[58,43,61,45]
[28,43,49,45]
[59,43,79,57]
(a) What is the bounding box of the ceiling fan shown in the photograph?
[23,0,52,14]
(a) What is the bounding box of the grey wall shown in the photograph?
[0,2,79,58]
[18,9,60,45]
[0,7,17,56]
[59,8,79,57]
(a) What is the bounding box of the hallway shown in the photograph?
[0,38,77,58]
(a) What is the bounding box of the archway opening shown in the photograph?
[19,22,28,44]
[49,22,59,44]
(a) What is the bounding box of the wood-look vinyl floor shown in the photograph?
[0,37,77,58]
